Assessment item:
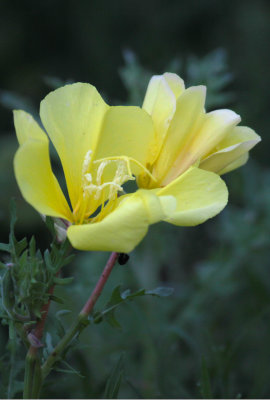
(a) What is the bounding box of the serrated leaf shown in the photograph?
[104,354,124,399]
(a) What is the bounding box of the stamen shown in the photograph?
[96,160,110,185]
[94,156,157,182]
[78,151,150,224]
[82,150,93,175]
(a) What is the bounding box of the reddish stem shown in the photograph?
[27,283,56,354]
[80,252,119,316]
[41,252,119,380]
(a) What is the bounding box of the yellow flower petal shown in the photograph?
[135,189,176,224]
[161,108,240,185]
[40,83,109,209]
[153,86,206,184]
[219,153,249,175]
[163,72,185,99]
[142,73,185,158]
[157,167,228,226]
[67,193,154,252]
[200,126,261,174]
[14,138,72,221]
[93,106,155,176]
[14,110,46,145]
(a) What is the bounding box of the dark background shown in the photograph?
[0,0,270,398]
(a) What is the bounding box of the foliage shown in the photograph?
[119,48,234,109]
[0,204,72,398]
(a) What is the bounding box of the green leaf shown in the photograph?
[56,309,71,319]
[9,198,17,233]
[96,286,174,328]
[55,360,84,378]
[49,295,64,304]
[145,286,174,297]
[15,238,28,257]
[29,236,36,258]
[44,250,54,271]
[0,243,10,253]
[45,216,55,238]
[107,285,123,306]
[121,288,145,300]
[1,269,15,317]
[59,254,74,268]
[43,76,73,89]
[105,312,122,329]
[104,354,124,399]
[0,89,36,115]
[200,356,213,399]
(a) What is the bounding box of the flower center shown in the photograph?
[72,150,155,224]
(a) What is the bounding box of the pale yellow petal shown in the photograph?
[157,167,228,226]
[153,86,206,184]
[135,189,176,224]
[14,139,72,220]
[14,110,47,145]
[93,106,155,175]
[40,83,109,208]
[163,73,185,99]
[219,153,249,175]
[161,108,240,185]
[200,126,261,174]
[142,73,185,158]
[67,194,146,252]
[67,190,175,252]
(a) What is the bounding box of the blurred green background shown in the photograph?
[0,0,270,398]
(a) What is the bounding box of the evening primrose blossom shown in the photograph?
[13,81,233,253]
[13,83,176,252]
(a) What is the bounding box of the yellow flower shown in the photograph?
[134,72,261,227]
[14,77,247,253]
[140,72,261,186]
[13,83,175,252]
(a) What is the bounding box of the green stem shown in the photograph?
[42,251,118,380]
[41,314,88,379]
[31,355,42,399]
[23,348,36,399]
